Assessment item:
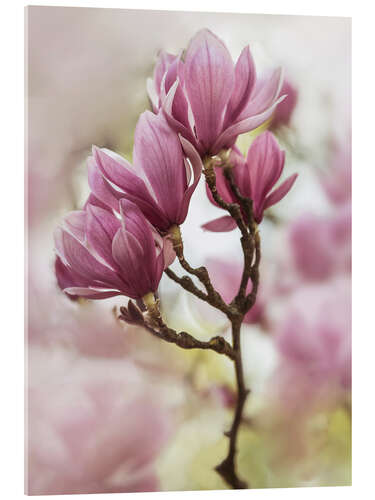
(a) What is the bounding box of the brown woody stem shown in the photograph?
[137,156,262,490]
[142,293,236,360]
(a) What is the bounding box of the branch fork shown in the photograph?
[119,154,261,489]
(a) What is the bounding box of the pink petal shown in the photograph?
[112,228,152,298]
[202,215,237,232]
[119,199,157,271]
[224,46,256,126]
[92,146,168,229]
[133,111,186,224]
[247,132,285,201]
[161,58,190,128]
[162,80,198,148]
[87,157,122,212]
[241,67,284,118]
[184,29,235,152]
[177,136,203,223]
[55,257,83,300]
[212,94,285,153]
[62,230,124,290]
[153,50,176,95]
[86,205,121,268]
[62,210,87,243]
[264,173,298,210]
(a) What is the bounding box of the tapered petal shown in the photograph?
[84,193,112,212]
[240,67,284,118]
[134,111,186,223]
[153,50,176,95]
[202,215,237,232]
[112,227,153,298]
[55,256,83,300]
[247,132,285,202]
[177,136,203,223]
[264,173,298,210]
[147,77,159,112]
[224,46,256,126]
[119,199,157,273]
[62,210,87,243]
[212,94,285,153]
[86,204,121,268]
[184,29,235,152]
[161,58,190,128]
[162,80,198,148]
[92,146,169,229]
[87,157,122,212]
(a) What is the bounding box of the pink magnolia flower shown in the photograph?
[320,136,351,206]
[273,278,351,417]
[27,347,171,495]
[203,131,297,231]
[54,199,169,300]
[148,29,285,156]
[88,110,202,232]
[270,78,298,129]
[289,205,351,282]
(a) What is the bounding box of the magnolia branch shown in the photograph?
[120,158,262,490]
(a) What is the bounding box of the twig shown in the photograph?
[140,293,236,360]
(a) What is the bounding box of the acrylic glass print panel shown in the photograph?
[25,6,351,494]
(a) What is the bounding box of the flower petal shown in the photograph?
[212,94,285,153]
[177,136,203,223]
[202,215,237,232]
[55,256,84,300]
[62,229,124,290]
[241,67,284,118]
[162,80,198,147]
[62,210,87,243]
[87,157,122,212]
[224,46,256,126]
[92,146,168,228]
[134,111,186,224]
[247,131,285,201]
[153,50,176,96]
[264,173,298,210]
[184,29,235,152]
[161,58,190,128]
[86,204,121,268]
[112,227,153,299]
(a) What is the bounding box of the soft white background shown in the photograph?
[1,0,372,499]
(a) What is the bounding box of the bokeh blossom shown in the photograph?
[148,29,285,156]
[88,111,202,232]
[27,347,171,495]
[289,205,351,282]
[269,78,298,130]
[273,278,351,416]
[203,131,297,231]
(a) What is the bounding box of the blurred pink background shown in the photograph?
[26,7,351,493]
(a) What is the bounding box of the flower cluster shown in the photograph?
[55,28,296,304]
